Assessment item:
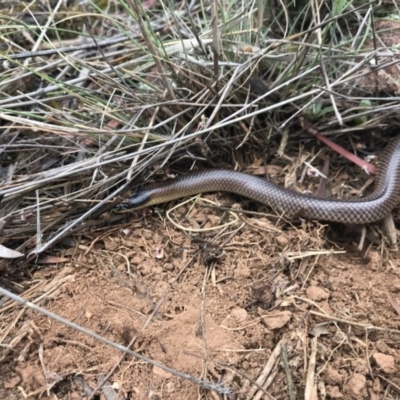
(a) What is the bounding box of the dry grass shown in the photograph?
[1,1,399,263]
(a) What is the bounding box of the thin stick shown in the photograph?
[247,339,285,400]
[304,337,317,399]
[281,343,296,400]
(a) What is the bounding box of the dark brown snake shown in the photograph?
[117,137,400,224]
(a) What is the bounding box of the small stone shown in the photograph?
[275,235,289,247]
[230,307,247,323]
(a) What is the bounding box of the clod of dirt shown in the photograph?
[367,250,382,270]
[69,392,81,400]
[252,284,275,308]
[323,365,343,385]
[326,385,343,398]
[15,363,46,392]
[3,375,21,389]
[306,285,330,301]
[372,352,396,374]
[261,311,291,329]
[344,373,367,399]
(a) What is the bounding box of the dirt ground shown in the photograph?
[2,147,400,399]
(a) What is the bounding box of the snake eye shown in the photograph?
[115,203,129,211]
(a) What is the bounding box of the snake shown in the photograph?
[117,136,400,224]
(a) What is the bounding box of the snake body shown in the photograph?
[118,137,400,223]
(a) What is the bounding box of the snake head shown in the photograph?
[114,202,131,212]
[115,190,151,211]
